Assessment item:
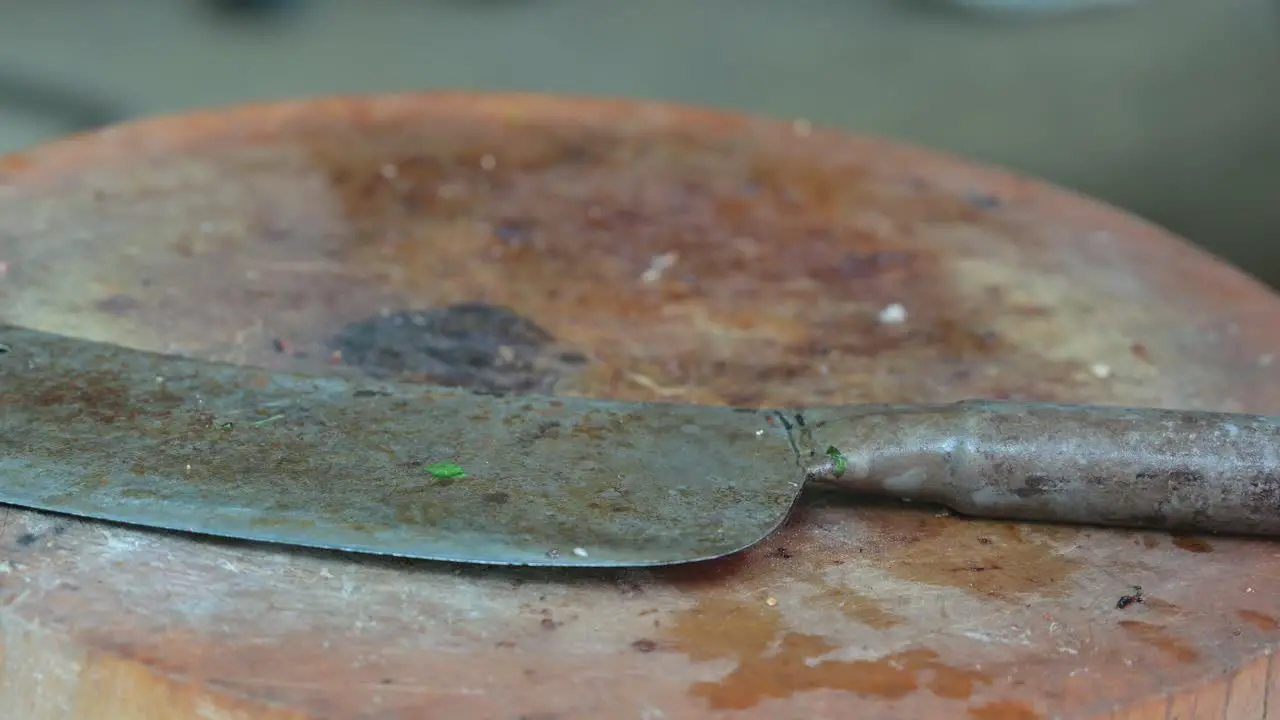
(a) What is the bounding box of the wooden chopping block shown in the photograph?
[0,93,1277,719]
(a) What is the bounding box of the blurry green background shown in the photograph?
[1,0,1277,284]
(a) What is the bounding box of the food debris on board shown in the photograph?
[425,462,467,480]
[640,252,679,284]
[878,303,908,325]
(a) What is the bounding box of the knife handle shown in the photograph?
[806,400,1280,537]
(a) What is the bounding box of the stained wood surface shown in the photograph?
[1,93,1278,719]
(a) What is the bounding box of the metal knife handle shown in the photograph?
[806,400,1280,536]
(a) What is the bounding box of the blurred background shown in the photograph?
[0,0,1276,284]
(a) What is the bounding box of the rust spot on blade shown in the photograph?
[8,369,185,425]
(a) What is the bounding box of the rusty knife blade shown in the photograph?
[0,325,805,567]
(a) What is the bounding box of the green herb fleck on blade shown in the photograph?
[825,446,849,476]
[425,462,468,480]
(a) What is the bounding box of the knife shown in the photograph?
[2,324,1277,567]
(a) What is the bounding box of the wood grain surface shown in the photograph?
[0,93,1277,719]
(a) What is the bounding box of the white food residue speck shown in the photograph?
[640,252,679,283]
[755,429,765,436]
[1259,354,1275,367]
[480,154,497,171]
[380,163,399,179]
[878,303,908,325]
[1090,363,1112,379]
[792,119,813,137]
[572,547,589,558]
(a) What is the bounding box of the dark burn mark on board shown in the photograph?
[329,303,588,394]
[13,523,67,548]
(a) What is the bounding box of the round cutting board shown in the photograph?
[0,93,1277,719]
